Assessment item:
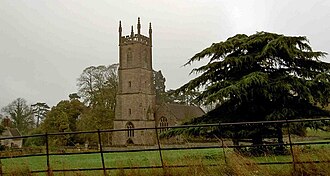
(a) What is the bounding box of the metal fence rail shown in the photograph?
[0,118,329,175]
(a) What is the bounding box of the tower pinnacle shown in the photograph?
[131,25,134,37]
[119,21,122,44]
[149,22,152,46]
[119,21,122,34]
[137,17,141,34]
[118,18,152,46]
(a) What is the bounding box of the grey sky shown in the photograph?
[1,0,329,108]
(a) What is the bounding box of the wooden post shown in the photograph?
[0,158,3,176]
[286,119,296,172]
[45,133,52,176]
[155,126,164,170]
[218,123,227,164]
[98,130,107,176]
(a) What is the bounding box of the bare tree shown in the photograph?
[77,64,119,108]
[1,98,34,134]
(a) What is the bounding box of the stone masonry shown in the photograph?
[112,18,156,146]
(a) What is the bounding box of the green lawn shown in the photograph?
[1,129,329,175]
[1,149,226,172]
[306,128,330,139]
[2,146,329,175]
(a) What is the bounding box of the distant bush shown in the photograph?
[0,144,6,151]
[23,128,45,147]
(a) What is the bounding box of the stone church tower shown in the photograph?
[112,18,156,146]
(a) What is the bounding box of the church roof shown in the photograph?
[1,128,22,138]
[160,103,205,123]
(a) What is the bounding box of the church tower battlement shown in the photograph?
[119,19,152,46]
[113,18,156,146]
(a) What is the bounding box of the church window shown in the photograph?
[129,108,131,115]
[126,122,134,137]
[129,81,131,88]
[159,116,168,133]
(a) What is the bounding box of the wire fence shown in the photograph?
[0,118,329,175]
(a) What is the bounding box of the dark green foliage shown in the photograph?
[69,93,80,100]
[23,127,46,146]
[178,32,330,121]
[41,99,86,145]
[154,70,166,103]
[153,70,200,105]
[170,32,330,149]
[165,89,201,106]
[0,145,5,151]
[31,102,50,127]
[179,32,329,110]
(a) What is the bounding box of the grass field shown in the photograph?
[1,129,329,175]
[2,149,225,172]
[1,145,329,175]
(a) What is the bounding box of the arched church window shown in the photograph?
[126,122,134,137]
[159,116,168,133]
[127,48,132,66]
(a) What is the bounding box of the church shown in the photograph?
[112,18,204,146]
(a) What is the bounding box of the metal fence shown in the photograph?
[0,118,330,175]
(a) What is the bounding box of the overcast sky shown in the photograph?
[1,0,330,109]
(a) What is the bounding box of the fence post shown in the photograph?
[286,119,296,172]
[0,158,3,176]
[218,123,227,164]
[98,129,107,176]
[45,132,52,176]
[155,125,164,170]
